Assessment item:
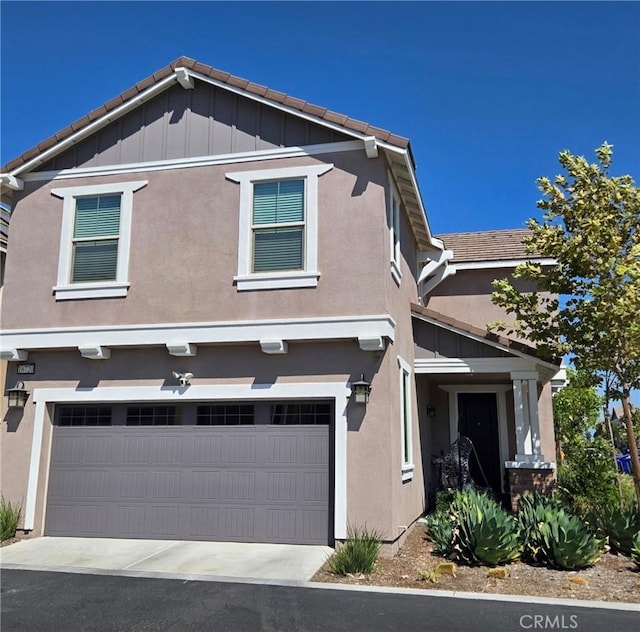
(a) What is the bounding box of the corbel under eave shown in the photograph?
[175,67,195,90]
[0,174,24,191]
[420,264,457,296]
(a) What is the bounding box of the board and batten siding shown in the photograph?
[37,83,351,171]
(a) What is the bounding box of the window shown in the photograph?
[398,356,414,481]
[388,174,402,286]
[270,402,331,425]
[126,405,179,426]
[71,195,120,282]
[57,405,112,426]
[51,180,147,300]
[253,180,304,272]
[226,164,333,290]
[197,404,254,425]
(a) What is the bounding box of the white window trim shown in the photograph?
[226,164,333,290]
[388,173,402,286]
[398,355,414,481]
[51,180,147,300]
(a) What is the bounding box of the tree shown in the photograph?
[491,143,640,509]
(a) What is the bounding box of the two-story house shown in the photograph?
[0,58,559,552]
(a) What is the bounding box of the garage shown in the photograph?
[44,401,332,545]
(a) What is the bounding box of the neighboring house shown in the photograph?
[0,57,560,552]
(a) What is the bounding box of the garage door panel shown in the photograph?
[266,509,297,540]
[121,435,150,464]
[266,472,297,501]
[116,504,148,536]
[267,435,298,464]
[303,471,329,502]
[46,424,330,544]
[192,436,225,465]
[191,470,221,500]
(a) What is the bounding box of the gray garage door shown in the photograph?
[45,404,331,545]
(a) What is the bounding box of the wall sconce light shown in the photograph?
[7,381,29,408]
[172,371,193,387]
[426,404,436,418]
[351,374,371,404]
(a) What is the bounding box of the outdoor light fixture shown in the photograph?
[351,374,371,404]
[426,404,436,418]
[7,381,29,408]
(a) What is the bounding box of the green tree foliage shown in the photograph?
[491,143,640,508]
[552,369,618,515]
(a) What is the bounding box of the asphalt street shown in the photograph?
[1,569,637,632]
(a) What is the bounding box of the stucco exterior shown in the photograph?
[1,58,559,552]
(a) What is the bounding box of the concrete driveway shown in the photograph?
[0,537,332,582]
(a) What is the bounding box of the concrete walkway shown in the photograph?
[0,537,333,581]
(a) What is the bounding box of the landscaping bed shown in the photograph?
[312,521,640,604]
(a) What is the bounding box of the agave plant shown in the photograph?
[450,489,521,567]
[424,509,454,557]
[537,509,605,570]
[517,493,564,565]
[589,505,640,556]
[631,531,640,568]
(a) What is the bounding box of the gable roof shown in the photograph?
[2,56,410,175]
[411,302,560,366]
[438,228,534,263]
[1,56,439,250]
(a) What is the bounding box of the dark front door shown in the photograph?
[457,392,502,493]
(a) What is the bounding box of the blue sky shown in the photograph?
[1,1,638,235]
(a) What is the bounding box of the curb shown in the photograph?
[2,563,638,612]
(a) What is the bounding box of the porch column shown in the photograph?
[527,378,542,457]
[511,371,540,461]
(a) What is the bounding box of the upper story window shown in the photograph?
[388,174,402,286]
[253,180,305,272]
[226,163,333,291]
[51,180,147,300]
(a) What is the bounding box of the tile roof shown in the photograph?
[411,303,559,365]
[437,228,537,262]
[2,56,410,174]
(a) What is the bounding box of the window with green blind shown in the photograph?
[71,195,121,282]
[252,180,304,272]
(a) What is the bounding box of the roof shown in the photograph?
[437,229,535,263]
[2,56,410,174]
[411,303,559,365]
[1,56,438,250]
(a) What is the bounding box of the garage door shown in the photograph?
[45,402,331,544]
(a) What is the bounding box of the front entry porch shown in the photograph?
[412,308,560,510]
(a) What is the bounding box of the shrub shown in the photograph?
[435,490,457,513]
[328,525,382,575]
[424,509,454,557]
[619,473,639,511]
[0,496,22,542]
[537,509,605,570]
[517,493,564,566]
[589,504,640,556]
[449,489,522,567]
[556,439,619,518]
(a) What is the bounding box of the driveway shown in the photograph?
[0,537,332,581]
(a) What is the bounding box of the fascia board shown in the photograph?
[8,74,178,178]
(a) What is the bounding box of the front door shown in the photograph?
[457,392,502,493]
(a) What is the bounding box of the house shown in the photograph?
[0,57,560,552]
